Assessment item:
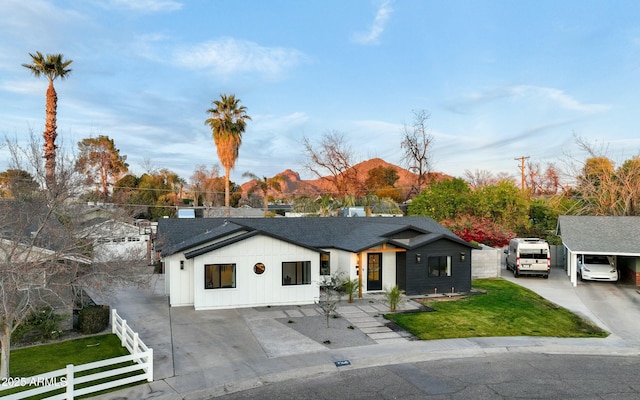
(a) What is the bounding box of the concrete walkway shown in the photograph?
[92,268,640,399]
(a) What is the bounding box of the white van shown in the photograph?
[505,238,550,278]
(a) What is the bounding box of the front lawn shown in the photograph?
[386,279,608,340]
[10,334,130,376]
[2,334,144,399]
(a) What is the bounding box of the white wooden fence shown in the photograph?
[0,308,153,400]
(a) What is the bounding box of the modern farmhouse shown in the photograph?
[156,217,477,310]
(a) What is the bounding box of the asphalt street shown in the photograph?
[216,353,640,399]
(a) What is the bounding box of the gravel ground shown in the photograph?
[277,314,376,349]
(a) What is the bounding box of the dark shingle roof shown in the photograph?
[557,216,640,255]
[158,221,247,256]
[158,217,474,257]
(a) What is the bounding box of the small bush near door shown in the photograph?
[384,285,405,312]
[78,305,110,334]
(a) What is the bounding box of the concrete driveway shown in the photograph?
[95,268,640,399]
[501,264,640,344]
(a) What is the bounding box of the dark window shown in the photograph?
[320,254,330,276]
[520,253,548,260]
[282,261,311,285]
[428,256,451,277]
[584,256,610,264]
[205,263,236,289]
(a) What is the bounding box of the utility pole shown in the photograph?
[514,156,530,191]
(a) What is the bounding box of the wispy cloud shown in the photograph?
[351,0,393,45]
[352,119,401,132]
[251,112,310,132]
[476,119,576,150]
[0,80,44,95]
[447,85,610,114]
[105,0,182,13]
[530,86,610,113]
[172,38,307,79]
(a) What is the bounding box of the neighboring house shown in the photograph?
[0,238,92,330]
[80,218,149,263]
[339,206,403,217]
[75,202,119,223]
[557,216,640,286]
[0,238,92,265]
[157,217,477,310]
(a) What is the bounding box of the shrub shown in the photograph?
[338,278,360,303]
[13,307,64,344]
[442,215,515,247]
[383,285,404,312]
[78,305,110,334]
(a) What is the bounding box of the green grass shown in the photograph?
[2,334,146,399]
[11,334,129,376]
[386,279,609,340]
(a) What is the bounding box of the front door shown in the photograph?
[367,253,382,291]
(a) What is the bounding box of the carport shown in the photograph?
[557,216,640,287]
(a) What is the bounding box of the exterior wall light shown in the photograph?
[415,253,422,263]
[460,252,465,262]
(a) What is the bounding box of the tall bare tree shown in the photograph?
[0,136,147,378]
[205,94,251,217]
[190,164,224,210]
[566,136,640,215]
[464,169,497,189]
[401,109,434,197]
[617,157,640,215]
[525,161,561,195]
[22,52,73,190]
[302,131,361,196]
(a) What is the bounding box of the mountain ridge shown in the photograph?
[240,158,451,199]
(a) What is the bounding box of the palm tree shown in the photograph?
[316,194,336,217]
[22,52,73,189]
[242,172,284,216]
[205,94,251,217]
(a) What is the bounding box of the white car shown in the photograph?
[578,255,618,282]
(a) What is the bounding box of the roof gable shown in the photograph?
[184,230,324,259]
[160,221,248,256]
[383,226,430,239]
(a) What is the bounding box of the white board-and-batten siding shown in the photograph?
[166,256,194,306]
[190,235,321,310]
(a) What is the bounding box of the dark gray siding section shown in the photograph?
[396,252,406,291]
[405,239,472,295]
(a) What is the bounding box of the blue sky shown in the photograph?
[1,0,639,184]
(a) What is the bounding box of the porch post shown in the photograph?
[357,252,363,298]
[569,251,577,287]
